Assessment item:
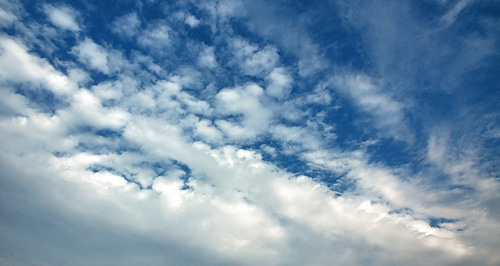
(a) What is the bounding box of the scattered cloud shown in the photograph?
[72,38,110,74]
[231,38,279,76]
[111,12,141,39]
[215,83,272,140]
[185,14,200,28]
[266,67,293,99]
[331,74,410,141]
[138,23,170,49]
[0,0,499,265]
[197,46,217,69]
[43,4,80,32]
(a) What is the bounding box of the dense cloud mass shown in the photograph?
[1,0,499,265]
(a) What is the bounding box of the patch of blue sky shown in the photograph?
[147,161,172,177]
[95,128,122,138]
[428,217,460,229]
[388,207,413,216]
[13,85,67,114]
[366,138,418,169]
[87,163,149,189]
[74,133,141,155]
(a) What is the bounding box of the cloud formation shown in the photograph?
[1,0,499,265]
[43,4,80,32]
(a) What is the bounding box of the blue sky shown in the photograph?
[0,0,499,265]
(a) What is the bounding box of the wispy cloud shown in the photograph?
[331,74,410,141]
[441,0,473,26]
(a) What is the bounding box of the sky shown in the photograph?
[0,0,499,265]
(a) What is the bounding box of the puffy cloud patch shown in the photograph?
[72,38,110,74]
[197,46,218,69]
[231,38,279,76]
[43,4,80,32]
[111,12,141,39]
[138,23,170,49]
[266,67,293,99]
[185,14,200,28]
[215,83,272,140]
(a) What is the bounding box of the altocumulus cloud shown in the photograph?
[1,0,500,265]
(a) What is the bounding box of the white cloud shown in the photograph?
[0,87,29,116]
[271,124,322,151]
[185,14,200,28]
[260,144,277,158]
[197,46,217,69]
[331,74,410,141]
[91,77,132,102]
[43,4,80,32]
[194,118,224,144]
[427,128,450,166]
[152,79,211,115]
[215,120,256,141]
[231,38,279,76]
[152,171,193,210]
[0,37,77,95]
[72,38,110,74]
[57,89,130,130]
[215,83,272,140]
[239,1,327,77]
[112,12,141,39]
[0,7,17,27]
[266,67,293,99]
[1,131,479,265]
[138,23,170,48]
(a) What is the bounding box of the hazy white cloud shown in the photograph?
[197,46,218,69]
[112,12,141,38]
[231,38,279,76]
[427,128,450,166]
[266,67,293,99]
[185,14,200,28]
[138,23,170,48]
[72,38,110,74]
[238,0,327,77]
[0,87,29,116]
[215,119,256,141]
[43,4,80,32]
[271,124,322,151]
[0,37,77,95]
[215,83,272,140]
[58,89,130,130]
[194,118,224,144]
[331,74,410,141]
[0,7,17,27]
